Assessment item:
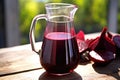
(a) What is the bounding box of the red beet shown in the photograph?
[113,35,120,48]
[89,50,115,66]
[95,36,116,53]
[88,27,116,65]
[92,27,115,53]
[76,30,88,53]
[77,39,88,53]
[77,27,116,65]
[76,30,85,41]
[113,35,120,57]
[76,31,90,63]
[88,37,100,50]
[88,27,107,51]
[107,32,113,39]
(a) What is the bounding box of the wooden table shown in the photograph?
[0,33,120,80]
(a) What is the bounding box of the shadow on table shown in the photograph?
[39,71,82,80]
[92,57,120,79]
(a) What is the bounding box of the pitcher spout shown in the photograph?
[70,6,78,19]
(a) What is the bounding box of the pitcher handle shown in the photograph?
[29,14,47,53]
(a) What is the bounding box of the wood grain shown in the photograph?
[0,62,119,80]
[0,42,42,76]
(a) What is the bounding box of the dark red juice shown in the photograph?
[40,32,79,74]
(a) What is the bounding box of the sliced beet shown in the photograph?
[76,30,88,53]
[89,50,115,66]
[76,31,90,63]
[88,27,107,51]
[102,36,116,53]
[113,35,120,57]
[88,37,99,50]
[85,39,95,46]
[88,27,116,65]
[77,39,88,53]
[93,27,115,53]
[77,40,91,63]
[113,35,120,48]
[107,32,113,39]
[95,35,116,53]
[76,30,85,41]
[94,27,107,50]
[77,27,117,65]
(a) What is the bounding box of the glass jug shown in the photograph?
[29,3,79,75]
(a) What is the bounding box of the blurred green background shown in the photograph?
[19,0,120,44]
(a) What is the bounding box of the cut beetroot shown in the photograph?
[77,27,117,65]
[95,35,116,53]
[85,39,95,46]
[77,39,90,63]
[76,30,88,53]
[76,30,90,63]
[113,35,120,48]
[89,50,115,66]
[77,39,88,53]
[87,27,116,65]
[107,32,113,39]
[88,37,100,50]
[113,35,120,57]
[93,27,115,53]
[88,27,107,51]
[94,27,107,50]
[76,30,85,41]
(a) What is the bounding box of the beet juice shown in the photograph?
[39,15,79,75]
[40,32,79,74]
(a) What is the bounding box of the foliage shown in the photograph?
[19,0,115,44]
[19,0,45,44]
[74,0,108,33]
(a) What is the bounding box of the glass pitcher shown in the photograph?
[29,3,79,75]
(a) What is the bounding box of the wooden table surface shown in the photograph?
[0,33,120,80]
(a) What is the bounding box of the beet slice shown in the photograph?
[77,27,116,65]
[94,27,107,50]
[76,30,88,54]
[76,30,90,63]
[107,32,113,39]
[113,35,120,48]
[88,27,107,51]
[113,35,120,57]
[95,35,116,53]
[76,30,85,41]
[88,37,100,50]
[94,27,115,53]
[89,50,115,66]
[77,39,90,63]
[77,39,88,53]
[88,27,116,65]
